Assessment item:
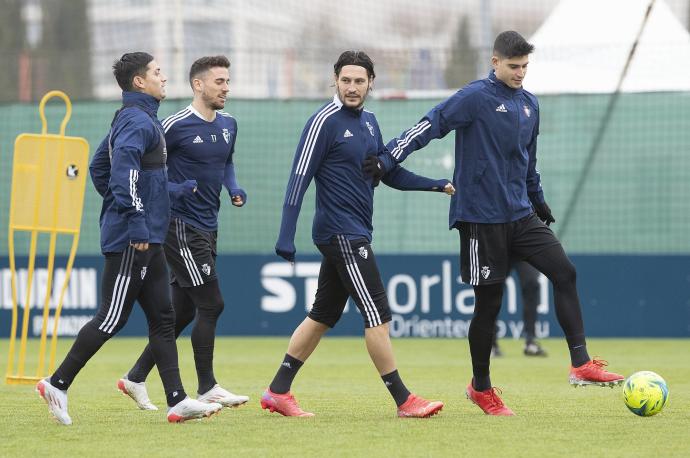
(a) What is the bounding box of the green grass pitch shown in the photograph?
[2,337,689,457]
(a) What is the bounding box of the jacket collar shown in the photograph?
[121,91,161,117]
[487,71,524,97]
[332,93,363,117]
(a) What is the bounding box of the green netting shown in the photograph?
[1,93,689,256]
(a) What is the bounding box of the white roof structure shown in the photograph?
[526,0,690,94]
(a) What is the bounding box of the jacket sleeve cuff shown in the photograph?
[127,217,149,243]
[379,151,397,172]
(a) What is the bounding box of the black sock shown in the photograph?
[525,246,591,368]
[269,354,304,394]
[49,374,70,391]
[193,344,217,395]
[166,388,188,407]
[381,370,411,407]
[126,371,145,384]
[469,284,503,393]
[50,321,113,392]
[568,342,590,367]
[127,285,197,385]
[189,282,224,395]
[473,375,492,392]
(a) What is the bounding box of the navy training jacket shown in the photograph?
[277,95,448,254]
[162,105,238,232]
[386,71,544,226]
[89,91,169,253]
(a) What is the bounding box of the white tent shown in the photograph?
[526,0,690,94]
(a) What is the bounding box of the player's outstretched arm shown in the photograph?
[381,165,454,195]
[385,87,479,164]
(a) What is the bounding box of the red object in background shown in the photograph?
[18,51,32,102]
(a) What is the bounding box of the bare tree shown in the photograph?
[35,0,92,100]
[0,0,25,102]
[444,15,477,89]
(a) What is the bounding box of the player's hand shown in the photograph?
[230,188,247,207]
[169,179,197,198]
[443,181,455,195]
[275,247,295,263]
[533,201,555,226]
[275,240,296,263]
[181,179,197,194]
[131,242,149,251]
[362,155,386,183]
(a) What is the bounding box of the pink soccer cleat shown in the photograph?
[260,388,314,417]
[397,393,443,418]
[466,382,515,416]
[569,358,625,387]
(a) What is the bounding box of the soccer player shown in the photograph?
[377,31,624,415]
[117,55,249,410]
[491,261,548,357]
[262,50,449,418]
[36,52,222,425]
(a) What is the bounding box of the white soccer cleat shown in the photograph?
[197,384,249,408]
[167,396,222,423]
[36,378,72,425]
[117,377,158,410]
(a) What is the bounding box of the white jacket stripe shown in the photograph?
[162,108,191,132]
[390,120,431,159]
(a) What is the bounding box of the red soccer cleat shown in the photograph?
[569,358,625,387]
[466,382,515,416]
[260,388,314,417]
[397,394,443,418]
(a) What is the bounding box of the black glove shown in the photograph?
[533,201,555,226]
[362,155,385,186]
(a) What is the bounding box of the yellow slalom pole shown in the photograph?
[49,232,81,374]
[17,230,38,378]
[36,231,57,378]
[5,228,18,381]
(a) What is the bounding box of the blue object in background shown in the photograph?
[1,255,688,338]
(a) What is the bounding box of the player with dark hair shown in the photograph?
[262,50,449,418]
[376,31,624,415]
[116,55,249,411]
[37,52,222,424]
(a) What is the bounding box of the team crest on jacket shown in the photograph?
[523,105,531,117]
[481,266,490,279]
[141,266,147,280]
[202,263,211,276]
[366,121,374,136]
[358,246,368,259]
[222,128,230,144]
